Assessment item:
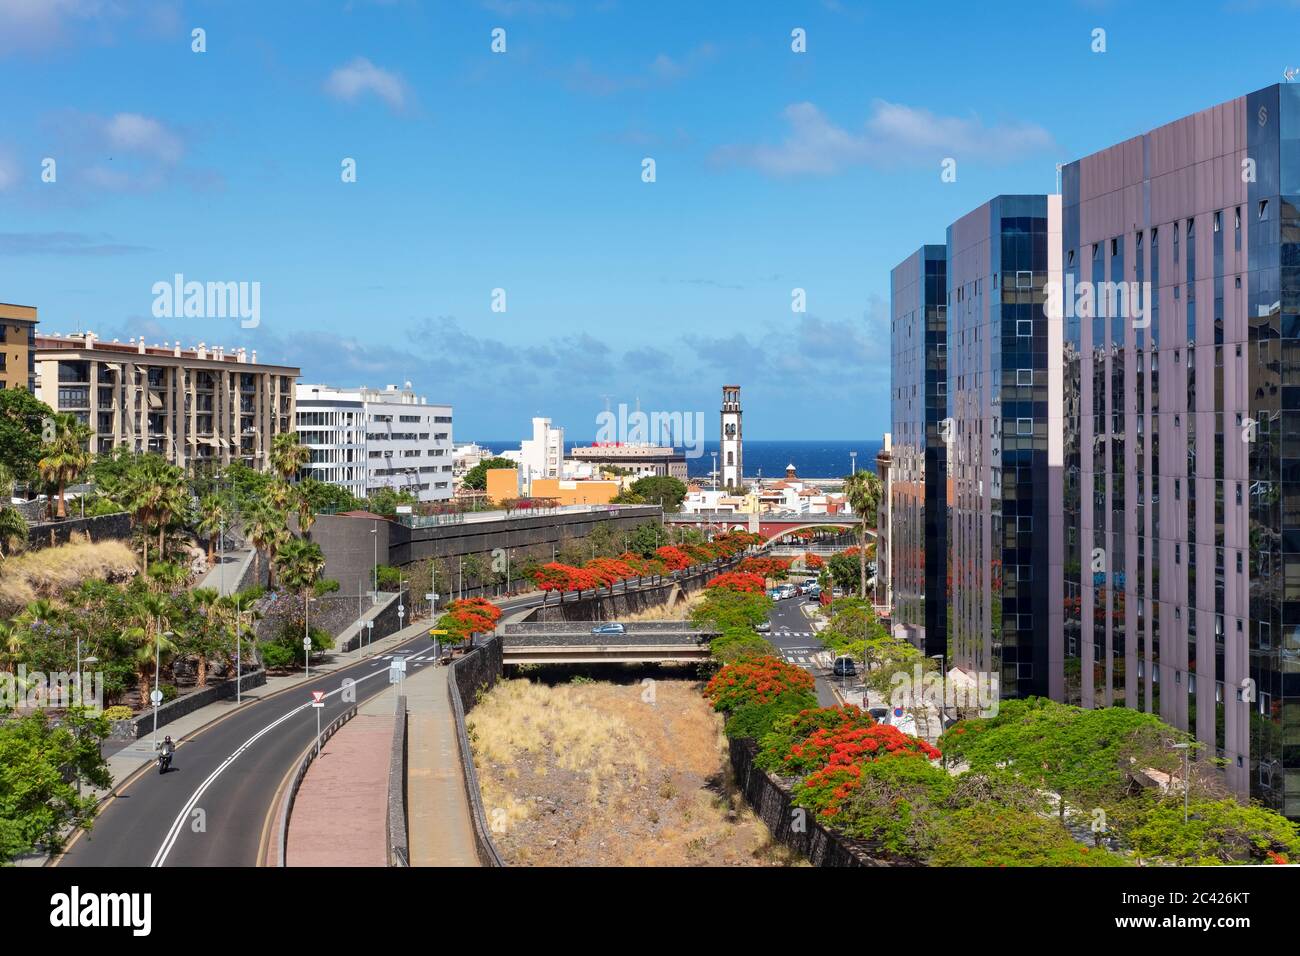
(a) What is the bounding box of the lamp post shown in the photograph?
[370,522,379,605]
[74,654,98,795]
[152,628,174,750]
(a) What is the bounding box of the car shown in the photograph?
[756,620,771,633]
[805,585,821,600]
[591,622,626,635]
[767,588,783,600]
[868,706,890,721]
[831,656,857,677]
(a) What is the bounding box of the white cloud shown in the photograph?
[325,57,408,111]
[0,0,112,53]
[102,112,184,163]
[714,100,1056,176]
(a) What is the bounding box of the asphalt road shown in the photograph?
[764,592,839,707]
[53,568,716,868]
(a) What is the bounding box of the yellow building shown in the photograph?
[0,303,38,392]
[531,477,619,506]
[485,467,522,504]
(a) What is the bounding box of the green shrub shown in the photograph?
[723,690,817,740]
[159,684,178,703]
[313,578,340,596]
[375,565,402,590]
[101,705,134,721]
[259,641,294,670]
[710,627,771,663]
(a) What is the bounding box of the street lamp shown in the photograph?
[152,629,175,750]
[370,522,379,605]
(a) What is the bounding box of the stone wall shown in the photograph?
[25,511,132,549]
[129,669,267,739]
[448,636,506,866]
[728,737,894,868]
[387,695,408,867]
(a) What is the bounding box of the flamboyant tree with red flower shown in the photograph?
[705,571,768,593]
[738,556,792,581]
[704,656,816,713]
[803,552,825,570]
[435,596,502,646]
[655,545,693,571]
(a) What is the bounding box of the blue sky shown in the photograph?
[1,0,1297,441]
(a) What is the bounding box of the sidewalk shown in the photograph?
[195,546,256,596]
[406,659,479,867]
[284,683,399,867]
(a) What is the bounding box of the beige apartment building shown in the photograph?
[0,303,39,393]
[35,331,299,471]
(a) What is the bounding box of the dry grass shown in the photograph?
[0,535,138,613]
[617,588,705,622]
[469,678,805,867]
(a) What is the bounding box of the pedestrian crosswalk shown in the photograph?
[774,630,816,638]
[778,647,832,668]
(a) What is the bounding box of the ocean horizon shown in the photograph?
[472,439,883,480]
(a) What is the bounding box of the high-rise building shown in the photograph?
[0,303,38,393]
[296,383,453,503]
[946,195,1063,700]
[720,385,743,487]
[874,433,893,610]
[890,245,949,658]
[34,332,298,469]
[1059,83,1300,811]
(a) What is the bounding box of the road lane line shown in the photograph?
[150,666,387,867]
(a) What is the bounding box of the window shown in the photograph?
[1016,368,1033,386]
[1214,211,1221,233]
[1017,319,1032,337]
[1016,417,1033,435]
[1260,199,1270,220]
[1015,270,1032,289]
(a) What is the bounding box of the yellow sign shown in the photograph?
[428,629,448,635]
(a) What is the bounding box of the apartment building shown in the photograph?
[506,417,564,493]
[35,332,298,469]
[568,442,688,480]
[296,383,453,503]
[0,303,39,393]
[945,195,1063,700]
[890,245,949,658]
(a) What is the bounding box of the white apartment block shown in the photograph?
[296,383,453,503]
[516,416,564,492]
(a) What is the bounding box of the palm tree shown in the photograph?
[124,591,175,709]
[0,620,23,673]
[37,413,92,519]
[186,587,223,687]
[245,500,288,588]
[842,470,883,599]
[196,494,227,566]
[270,432,310,483]
[295,487,316,540]
[274,537,326,655]
[0,506,28,560]
[147,560,189,596]
[111,455,188,571]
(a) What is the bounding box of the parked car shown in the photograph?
[767,588,783,601]
[756,620,771,633]
[832,655,858,677]
[779,584,798,599]
[805,585,821,600]
[591,622,626,635]
[868,706,890,721]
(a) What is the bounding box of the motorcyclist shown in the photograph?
[161,735,175,755]
[158,735,175,772]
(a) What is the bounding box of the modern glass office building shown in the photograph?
[946,195,1063,700]
[1061,84,1300,812]
[890,245,949,658]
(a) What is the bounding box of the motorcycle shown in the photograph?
[158,750,172,774]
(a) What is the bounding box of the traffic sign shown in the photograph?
[311,691,325,704]
[428,628,448,635]
[303,637,312,649]
[150,689,163,705]
[425,592,437,601]
[398,605,405,613]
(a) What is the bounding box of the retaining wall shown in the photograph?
[447,636,506,867]
[129,668,267,739]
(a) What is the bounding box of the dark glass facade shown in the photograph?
[947,196,1057,699]
[890,245,948,658]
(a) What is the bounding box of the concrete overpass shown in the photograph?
[501,621,717,665]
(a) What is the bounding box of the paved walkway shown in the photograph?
[285,685,398,867]
[195,546,256,596]
[406,661,479,867]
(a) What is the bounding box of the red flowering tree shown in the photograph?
[803,552,825,570]
[705,571,767,593]
[704,656,816,713]
[778,723,941,776]
[655,545,693,571]
[738,556,792,581]
[436,597,502,646]
[755,705,876,771]
[585,557,636,593]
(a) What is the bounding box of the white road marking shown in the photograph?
[150,662,390,867]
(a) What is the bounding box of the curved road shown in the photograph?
[54,591,547,868]
[53,567,717,867]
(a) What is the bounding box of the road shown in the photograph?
[763,592,840,707]
[54,567,720,868]
[54,590,547,868]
